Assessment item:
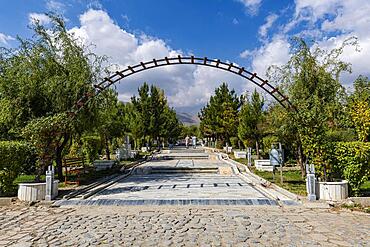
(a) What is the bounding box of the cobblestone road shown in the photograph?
[0,205,369,246]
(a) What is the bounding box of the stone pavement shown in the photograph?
[58,158,291,207]
[0,204,369,246]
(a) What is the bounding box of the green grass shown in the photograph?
[359,180,370,197]
[250,167,307,196]
[14,174,46,184]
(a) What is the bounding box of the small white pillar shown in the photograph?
[306,164,316,201]
[45,165,54,201]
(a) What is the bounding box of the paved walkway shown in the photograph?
[2,148,368,246]
[59,157,291,206]
[0,205,369,246]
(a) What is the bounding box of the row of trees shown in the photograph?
[199,38,369,194]
[0,15,182,193]
[198,84,264,155]
[130,83,181,149]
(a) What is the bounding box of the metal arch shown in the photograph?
[72,56,293,114]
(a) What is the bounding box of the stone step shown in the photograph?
[150,167,219,174]
[55,198,296,206]
[168,149,206,154]
[161,156,209,160]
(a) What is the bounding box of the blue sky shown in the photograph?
[1,0,369,113]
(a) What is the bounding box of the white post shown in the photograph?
[45,165,54,201]
[306,163,316,201]
[247,147,252,167]
[279,143,283,184]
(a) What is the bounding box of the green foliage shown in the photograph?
[325,129,357,142]
[131,83,182,148]
[229,137,239,148]
[22,113,70,171]
[82,135,101,163]
[0,141,36,195]
[350,75,370,104]
[199,83,241,143]
[350,100,370,142]
[181,125,199,138]
[0,14,105,178]
[262,135,279,156]
[161,107,182,143]
[266,37,358,178]
[238,89,265,156]
[333,142,370,196]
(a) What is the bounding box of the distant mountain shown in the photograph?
[176,112,200,126]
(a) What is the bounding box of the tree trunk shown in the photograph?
[256,141,260,159]
[297,142,306,178]
[105,135,110,160]
[55,133,70,181]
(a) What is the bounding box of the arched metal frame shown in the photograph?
[73,56,292,113]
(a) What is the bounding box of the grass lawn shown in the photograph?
[359,180,370,197]
[13,159,138,189]
[234,157,306,196]
[249,167,307,196]
[14,174,46,184]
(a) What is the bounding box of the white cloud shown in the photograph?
[28,13,51,25]
[258,14,278,38]
[46,0,66,13]
[0,33,15,45]
[87,0,103,10]
[236,0,262,16]
[69,9,255,112]
[249,35,290,76]
[240,49,252,59]
[242,0,370,87]
[294,0,340,22]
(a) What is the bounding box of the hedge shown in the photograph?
[333,142,370,196]
[0,141,36,196]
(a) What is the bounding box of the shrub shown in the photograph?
[0,141,36,195]
[216,139,224,150]
[82,135,101,163]
[333,142,370,196]
[229,137,239,149]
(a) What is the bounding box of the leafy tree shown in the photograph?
[238,89,265,158]
[333,142,370,195]
[22,113,70,180]
[124,102,144,150]
[350,101,370,142]
[348,76,370,142]
[267,37,357,178]
[131,83,181,149]
[95,89,127,160]
[0,15,105,179]
[199,83,241,146]
[161,107,182,144]
[181,125,200,138]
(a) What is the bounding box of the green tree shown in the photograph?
[161,107,182,145]
[238,89,265,158]
[348,76,370,142]
[267,37,357,178]
[199,83,241,146]
[131,83,181,149]
[0,15,104,179]
[95,90,127,160]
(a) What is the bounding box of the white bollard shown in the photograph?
[45,165,54,201]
